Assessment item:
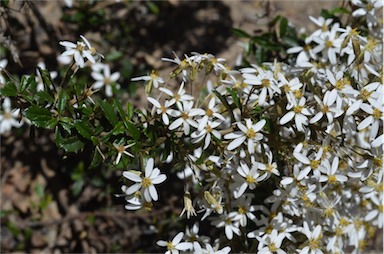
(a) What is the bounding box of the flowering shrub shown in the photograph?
[1,0,382,253]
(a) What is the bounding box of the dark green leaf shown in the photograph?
[126,102,134,120]
[125,121,140,141]
[231,28,251,38]
[25,106,54,128]
[111,122,126,135]
[146,1,159,14]
[0,81,18,97]
[89,148,102,169]
[213,90,235,122]
[114,99,126,120]
[20,75,36,93]
[227,88,242,110]
[59,137,84,153]
[74,120,93,139]
[37,67,54,91]
[98,99,119,125]
[279,17,288,38]
[57,89,69,115]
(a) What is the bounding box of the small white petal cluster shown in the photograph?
[127,2,382,253]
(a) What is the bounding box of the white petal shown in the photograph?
[172,232,184,245]
[227,136,246,151]
[279,111,295,125]
[123,171,142,182]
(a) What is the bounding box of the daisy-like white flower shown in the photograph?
[0,97,23,134]
[234,161,267,198]
[224,118,266,154]
[59,35,96,67]
[191,120,221,150]
[279,96,312,132]
[242,68,280,106]
[256,229,287,254]
[91,64,120,97]
[169,101,204,135]
[352,0,383,28]
[198,97,225,130]
[156,232,193,254]
[131,70,164,89]
[122,158,167,202]
[319,157,348,185]
[312,23,342,64]
[258,151,280,177]
[309,91,342,125]
[113,142,134,165]
[211,213,241,240]
[298,222,323,254]
[159,82,194,108]
[357,100,383,140]
[147,97,178,125]
[277,73,303,95]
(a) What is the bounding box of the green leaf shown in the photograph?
[57,89,69,115]
[111,122,126,135]
[98,99,119,125]
[25,106,55,128]
[126,102,134,120]
[125,121,140,141]
[279,17,288,38]
[114,99,126,120]
[0,81,18,97]
[37,67,54,91]
[213,90,235,122]
[20,75,36,93]
[227,88,242,110]
[59,137,84,153]
[146,1,159,14]
[74,120,93,140]
[231,28,250,38]
[89,148,102,169]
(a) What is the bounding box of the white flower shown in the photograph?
[59,35,96,67]
[242,68,280,106]
[198,97,225,130]
[279,96,312,132]
[211,213,241,240]
[309,91,342,124]
[224,118,266,154]
[191,120,221,150]
[234,160,267,198]
[0,97,23,134]
[0,59,8,86]
[113,142,134,165]
[91,64,120,97]
[157,232,193,254]
[169,101,204,135]
[159,82,194,108]
[312,23,342,64]
[147,97,178,125]
[122,158,166,202]
[319,157,348,185]
[131,70,164,89]
[256,229,287,254]
[357,100,383,140]
[298,221,323,254]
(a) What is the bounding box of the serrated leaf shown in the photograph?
[89,148,102,169]
[98,99,118,125]
[59,137,84,153]
[111,122,126,135]
[125,121,140,141]
[37,67,54,91]
[74,120,93,139]
[114,99,126,120]
[126,102,134,120]
[25,106,55,128]
[0,81,18,97]
[20,75,35,93]
[57,89,69,115]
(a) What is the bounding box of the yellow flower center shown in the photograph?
[238,206,246,214]
[373,108,382,119]
[166,241,175,251]
[321,105,329,113]
[142,177,152,188]
[309,238,320,250]
[205,125,213,133]
[310,160,320,169]
[328,175,337,184]
[325,40,333,48]
[206,108,213,116]
[294,106,303,113]
[262,79,271,87]
[246,129,256,139]
[181,112,189,120]
[268,243,278,252]
[246,175,256,184]
[360,89,373,101]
